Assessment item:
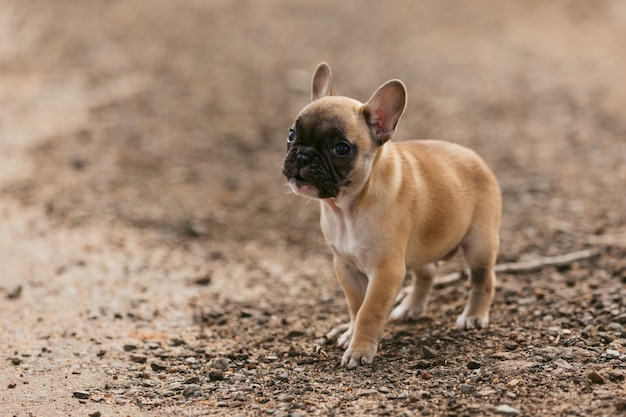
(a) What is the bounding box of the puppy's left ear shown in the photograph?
[311,62,335,102]
[363,80,406,144]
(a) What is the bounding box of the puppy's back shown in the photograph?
[395,139,498,195]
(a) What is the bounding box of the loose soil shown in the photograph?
[1,1,626,416]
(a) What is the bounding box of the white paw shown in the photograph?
[390,302,424,322]
[337,328,353,349]
[456,312,489,330]
[326,323,352,349]
[341,342,377,368]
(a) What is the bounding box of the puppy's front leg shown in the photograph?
[333,257,368,348]
[342,262,406,368]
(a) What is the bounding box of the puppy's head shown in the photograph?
[282,63,407,199]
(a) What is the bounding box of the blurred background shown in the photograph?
[1,0,625,260]
[2,2,626,414]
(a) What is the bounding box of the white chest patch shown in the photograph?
[321,199,370,273]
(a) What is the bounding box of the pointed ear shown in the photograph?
[363,80,406,144]
[311,62,334,102]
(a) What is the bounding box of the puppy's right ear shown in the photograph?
[311,62,334,102]
[363,80,406,145]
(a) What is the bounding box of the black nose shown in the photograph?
[296,153,311,166]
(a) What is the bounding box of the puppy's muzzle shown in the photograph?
[282,149,339,199]
[284,149,314,182]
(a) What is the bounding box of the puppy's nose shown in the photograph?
[296,153,311,166]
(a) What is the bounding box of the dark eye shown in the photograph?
[287,128,296,143]
[332,142,351,157]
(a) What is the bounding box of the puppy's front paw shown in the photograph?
[341,342,377,369]
[456,312,489,330]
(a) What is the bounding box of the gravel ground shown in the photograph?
[1,1,626,416]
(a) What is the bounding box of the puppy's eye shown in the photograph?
[287,128,296,143]
[332,142,351,157]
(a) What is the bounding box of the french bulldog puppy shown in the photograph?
[282,63,502,368]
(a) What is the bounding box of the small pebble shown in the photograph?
[494,404,521,416]
[459,384,472,393]
[193,275,212,286]
[277,393,294,402]
[608,323,623,331]
[150,362,167,372]
[467,360,481,370]
[210,357,230,369]
[588,371,605,384]
[6,285,22,300]
[72,391,90,400]
[422,346,438,359]
[88,412,101,417]
[506,379,520,387]
[182,384,200,397]
[554,359,573,370]
[232,391,246,401]
[613,314,626,324]
[417,390,431,399]
[169,338,187,346]
[504,341,518,351]
[184,376,200,384]
[186,220,208,237]
[130,355,147,364]
[208,371,224,381]
[477,389,497,396]
[412,359,431,369]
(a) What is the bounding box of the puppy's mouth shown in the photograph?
[293,174,308,185]
[288,176,340,200]
[289,173,314,189]
[288,176,319,198]
[282,156,340,199]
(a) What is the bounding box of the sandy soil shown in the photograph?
[1,1,626,416]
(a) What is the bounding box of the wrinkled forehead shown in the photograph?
[295,97,364,136]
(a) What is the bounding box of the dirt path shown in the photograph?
[2,1,626,416]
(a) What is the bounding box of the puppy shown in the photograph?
[282,63,502,368]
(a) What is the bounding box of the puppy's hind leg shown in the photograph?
[390,263,437,321]
[456,229,499,330]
